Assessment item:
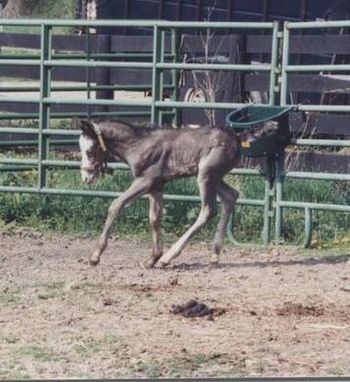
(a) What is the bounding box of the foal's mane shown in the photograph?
[78,118,234,140]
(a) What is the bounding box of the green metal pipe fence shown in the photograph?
[0,18,349,247]
[277,20,350,247]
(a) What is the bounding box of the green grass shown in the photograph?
[17,344,59,362]
[0,290,21,304]
[68,281,105,293]
[32,0,76,19]
[73,334,122,358]
[233,175,350,246]
[0,160,349,247]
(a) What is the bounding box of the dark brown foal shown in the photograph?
[78,119,240,268]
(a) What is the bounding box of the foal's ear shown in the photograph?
[73,118,94,136]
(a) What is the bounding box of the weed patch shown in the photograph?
[17,344,59,362]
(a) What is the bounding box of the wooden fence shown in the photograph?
[1,30,349,174]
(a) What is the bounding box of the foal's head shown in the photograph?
[77,120,107,184]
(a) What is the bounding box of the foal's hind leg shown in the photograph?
[90,177,152,266]
[144,191,163,268]
[158,173,218,267]
[211,181,239,265]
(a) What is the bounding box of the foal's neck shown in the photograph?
[100,122,147,162]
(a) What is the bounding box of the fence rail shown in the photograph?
[0,18,349,247]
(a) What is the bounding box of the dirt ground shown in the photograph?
[0,229,349,379]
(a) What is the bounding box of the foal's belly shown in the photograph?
[164,160,199,179]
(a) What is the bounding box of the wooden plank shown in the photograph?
[110,69,172,85]
[0,32,92,52]
[244,73,269,91]
[110,35,164,52]
[246,35,272,54]
[180,35,230,54]
[110,69,151,85]
[290,35,350,55]
[316,114,350,136]
[288,74,350,93]
[117,33,276,57]
[245,73,350,94]
[0,32,40,49]
[0,103,39,113]
[0,103,99,114]
[53,67,95,82]
[111,34,243,55]
[52,34,94,52]
[180,34,241,55]
[238,151,350,174]
[290,112,350,136]
[0,66,40,80]
[246,35,350,56]
[284,151,350,173]
[0,66,92,82]
[3,33,349,58]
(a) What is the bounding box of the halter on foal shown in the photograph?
[78,119,240,268]
[79,124,109,177]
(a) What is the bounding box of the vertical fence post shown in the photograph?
[275,150,285,242]
[262,21,281,245]
[158,28,165,125]
[273,21,286,243]
[262,154,275,245]
[280,22,290,106]
[0,0,3,34]
[151,25,162,125]
[269,21,280,106]
[171,27,180,127]
[38,23,52,191]
[86,27,92,120]
[274,22,290,243]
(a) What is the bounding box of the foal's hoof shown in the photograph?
[144,253,163,269]
[158,260,170,269]
[209,254,219,267]
[144,258,156,269]
[89,257,100,266]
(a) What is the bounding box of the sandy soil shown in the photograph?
[0,228,349,378]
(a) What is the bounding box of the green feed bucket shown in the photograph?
[226,105,294,157]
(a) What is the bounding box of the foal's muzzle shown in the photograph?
[81,170,99,184]
[80,160,112,184]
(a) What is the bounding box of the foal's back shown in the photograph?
[131,126,240,180]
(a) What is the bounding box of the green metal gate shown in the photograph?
[278,20,350,247]
[0,18,349,246]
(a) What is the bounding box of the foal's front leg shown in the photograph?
[90,177,152,266]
